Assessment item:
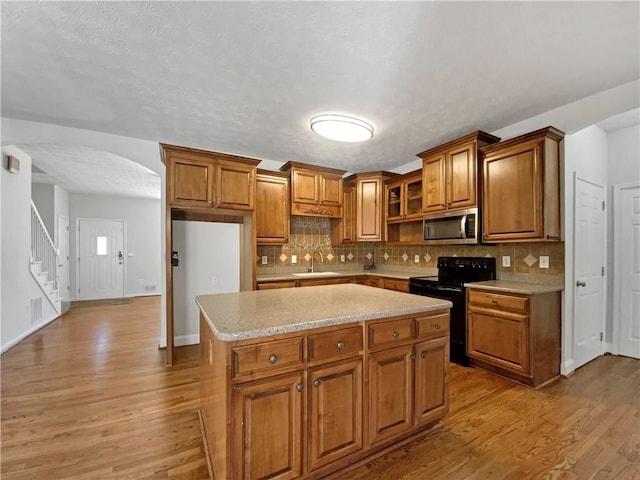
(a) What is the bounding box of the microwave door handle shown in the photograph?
[460,215,467,239]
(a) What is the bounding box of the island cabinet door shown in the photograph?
[414,337,449,426]
[308,358,363,471]
[368,344,414,445]
[232,371,305,480]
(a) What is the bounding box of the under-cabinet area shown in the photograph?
[197,284,451,480]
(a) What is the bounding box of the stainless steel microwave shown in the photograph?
[423,207,478,245]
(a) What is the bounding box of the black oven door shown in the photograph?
[409,282,470,366]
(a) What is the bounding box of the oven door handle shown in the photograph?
[412,286,463,294]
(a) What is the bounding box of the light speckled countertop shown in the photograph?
[464,280,564,295]
[196,283,451,342]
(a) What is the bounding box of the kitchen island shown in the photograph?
[197,283,451,480]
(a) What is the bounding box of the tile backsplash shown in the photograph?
[257,217,565,283]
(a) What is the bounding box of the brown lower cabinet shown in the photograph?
[256,275,409,291]
[201,309,450,479]
[467,288,561,387]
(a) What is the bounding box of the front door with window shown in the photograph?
[77,218,125,300]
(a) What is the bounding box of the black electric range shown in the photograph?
[409,256,496,365]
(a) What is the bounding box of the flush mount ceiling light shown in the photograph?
[310,114,374,143]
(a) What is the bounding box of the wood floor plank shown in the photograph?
[1,297,208,480]
[1,296,638,479]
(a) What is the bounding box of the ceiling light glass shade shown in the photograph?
[310,114,374,142]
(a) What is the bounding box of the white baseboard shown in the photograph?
[603,342,614,355]
[560,358,575,376]
[174,334,200,347]
[127,292,161,298]
[1,313,60,354]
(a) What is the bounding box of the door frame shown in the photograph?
[57,214,70,301]
[75,217,127,300]
[612,182,640,355]
[571,174,606,367]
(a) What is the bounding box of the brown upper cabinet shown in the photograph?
[331,179,356,245]
[386,170,423,223]
[417,131,500,213]
[346,172,399,241]
[256,170,290,244]
[163,144,260,211]
[280,161,346,218]
[481,127,564,243]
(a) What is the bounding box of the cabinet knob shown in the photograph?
[410,353,416,360]
[313,379,321,388]
[491,299,498,305]
[434,323,441,330]
[420,351,427,359]
[392,331,400,339]
[269,354,278,364]
[336,341,345,350]
[296,384,304,393]
[576,281,586,287]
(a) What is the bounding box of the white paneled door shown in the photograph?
[614,183,640,359]
[78,218,125,300]
[573,176,605,369]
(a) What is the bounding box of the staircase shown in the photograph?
[29,201,61,314]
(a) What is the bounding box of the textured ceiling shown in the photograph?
[22,144,160,199]
[2,1,639,180]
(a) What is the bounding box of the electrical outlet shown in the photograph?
[261,256,268,265]
[291,255,297,264]
[502,255,511,267]
[414,255,420,263]
[340,255,345,262]
[539,256,549,268]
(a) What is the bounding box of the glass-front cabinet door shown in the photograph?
[404,176,423,220]
[387,182,403,222]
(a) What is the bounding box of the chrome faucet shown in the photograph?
[308,247,325,272]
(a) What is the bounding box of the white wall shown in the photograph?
[172,221,240,346]
[562,126,609,373]
[606,125,640,342]
[31,183,56,237]
[1,146,58,353]
[54,185,70,243]
[69,194,162,299]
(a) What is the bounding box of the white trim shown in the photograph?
[1,313,59,354]
[560,358,575,376]
[174,334,200,347]
[612,182,640,356]
[127,292,161,298]
[603,341,614,354]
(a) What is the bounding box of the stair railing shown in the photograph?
[30,200,58,294]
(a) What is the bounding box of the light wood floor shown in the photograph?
[1,296,208,479]
[1,296,639,479]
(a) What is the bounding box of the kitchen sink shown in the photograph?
[292,271,340,277]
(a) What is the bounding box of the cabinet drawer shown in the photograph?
[308,326,363,362]
[468,290,529,314]
[383,278,410,292]
[256,281,297,290]
[232,337,304,379]
[416,312,449,338]
[368,318,413,348]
